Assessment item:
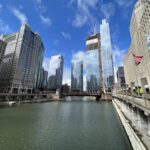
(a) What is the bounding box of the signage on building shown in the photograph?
[146,35,150,49]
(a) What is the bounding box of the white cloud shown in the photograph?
[115,0,134,18]
[61,32,71,40]
[71,51,87,90]
[0,19,12,34]
[43,55,62,77]
[40,15,52,26]
[111,25,120,44]
[54,39,59,46]
[72,51,85,63]
[34,0,46,13]
[112,45,126,82]
[101,2,115,20]
[71,0,98,28]
[11,7,28,24]
[43,57,49,73]
[70,0,116,32]
[34,0,52,26]
[63,68,71,86]
[49,55,62,76]
[115,0,134,9]
[0,4,2,9]
[43,56,71,86]
[72,13,88,27]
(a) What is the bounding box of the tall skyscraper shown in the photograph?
[100,19,114,92]
[85,33,103,92]
[0,24,44,93]
[48,55,63,90]
[71,61,83,92]
[39,68,48,90]
[117,67,126,88]
[124,0,150,88]
[48,75,56,90]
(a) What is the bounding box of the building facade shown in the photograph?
[71,61,83,92]
[48,75,56,90]
[117,66,126,88]
[100,19,114,92]
[124,0,150,88]
[39,68,48,90]
[0,40,6,63]
[0,24,44,93]
[61,84,70,93]
[85,33,102,92]
[48,55,63,90]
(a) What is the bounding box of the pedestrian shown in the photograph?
[139,86,144,96]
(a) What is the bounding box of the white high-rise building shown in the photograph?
[124,0,150,87]
[0,24,44,93]
[100,19,114,92]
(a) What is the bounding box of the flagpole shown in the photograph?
[134,62,139,96]
[132,51,139,96]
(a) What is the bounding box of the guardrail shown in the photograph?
[113,92,150,111]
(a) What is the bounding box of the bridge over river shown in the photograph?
[61,91,112,101]
[61,91,101,99]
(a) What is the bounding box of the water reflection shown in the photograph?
[65,96,96,101]
[0,98,132,150]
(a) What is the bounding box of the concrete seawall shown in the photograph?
[113,99,147,150]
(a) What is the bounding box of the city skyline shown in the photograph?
[0,0,136,86]
[48,55,63,90]
[0,1,149,150]
[71,61,83,92]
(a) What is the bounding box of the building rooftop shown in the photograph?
[86,33,100,41]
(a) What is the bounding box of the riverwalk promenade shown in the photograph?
[113,92,150,150]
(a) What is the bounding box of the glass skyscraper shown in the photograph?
[100,19,114,92]
[85,50,99,92]
[85,33,102,92]
[39,67,48,90]
[48,55,63,90]
[71,61,83,92]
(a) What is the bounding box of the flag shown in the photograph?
[132,53,143,66]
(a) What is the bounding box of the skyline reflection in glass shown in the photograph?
[71,61,83,92]
[85,49,99,92]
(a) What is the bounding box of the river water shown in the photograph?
[0,97,132,150]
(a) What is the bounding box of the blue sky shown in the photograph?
[0,0,136,85]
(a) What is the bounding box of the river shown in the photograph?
[0,97,132,150]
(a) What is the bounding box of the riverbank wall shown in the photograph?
[0,92,63,107]
[113,99,147,150]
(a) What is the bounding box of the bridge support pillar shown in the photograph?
[147,115,150,137]
[136,108,142,129]
[129,105,133,119]
[123,102,128,114]
[5,96,9,102]
[126,104,131,118]
[131,107,137,124]
[96,95,101,101]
